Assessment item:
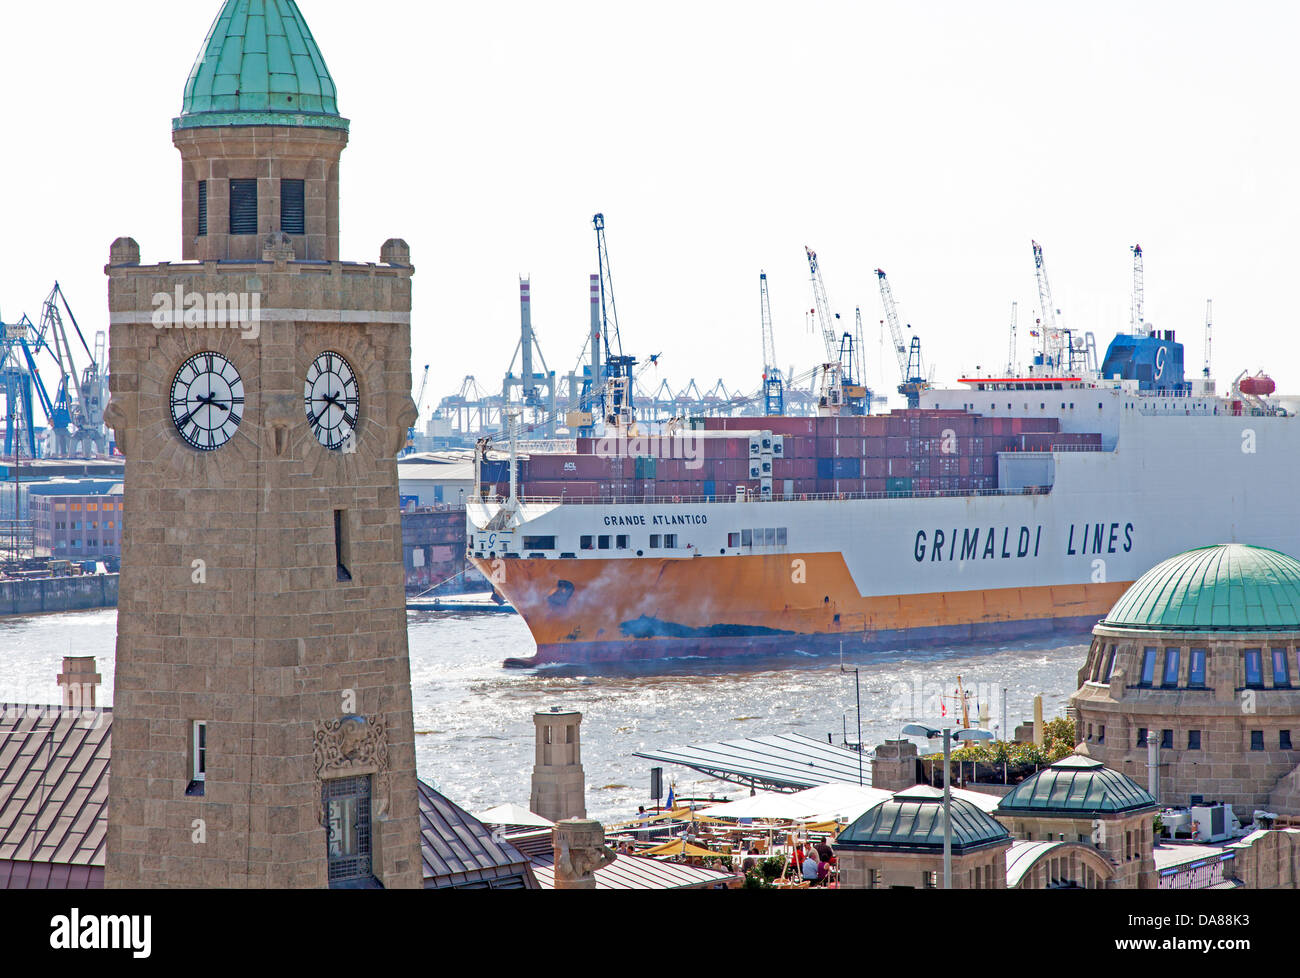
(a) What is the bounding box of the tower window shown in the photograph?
[229,178,258,235]
[324,775,377,887]
[1188,648,1207,687]
[280,178,305,235]
[1188,729,1201,750]
[197,180,208,237]
[1250,730,1265,751]
[334,509,352,582]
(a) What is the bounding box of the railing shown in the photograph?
[1001,445,1105,454]
[477,485,1056,507]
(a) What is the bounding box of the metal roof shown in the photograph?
[1004,839,1068,888]
[0,705,110,879]
[634,733,872,791]
[417,780,539,890]
[529,851,739,890]
[995,755,1156,817]
[1103,544,1300,632]
[836,785,1010,854]
[177,0,348,132]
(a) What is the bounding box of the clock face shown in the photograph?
[170,352,245,451]
[304,351,359,450]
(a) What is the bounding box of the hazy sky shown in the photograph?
[1,1,1297,415]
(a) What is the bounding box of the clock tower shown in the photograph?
[103,0,422,888]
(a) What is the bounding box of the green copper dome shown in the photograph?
[1103,544,1300,633]
[837,786,1010,854]
[174,0,348,132]
[995,755,1156,816]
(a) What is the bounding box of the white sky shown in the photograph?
[1,1,1297,413]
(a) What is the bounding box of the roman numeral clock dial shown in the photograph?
[304,351,359,450]
[170,351,245,451]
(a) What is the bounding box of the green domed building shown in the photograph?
[1071,544,1300,817]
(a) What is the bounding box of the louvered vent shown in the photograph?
[197,181,208,237]
[280,179,306,235]
[229,179,258,235]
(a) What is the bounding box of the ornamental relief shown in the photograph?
[313,714,392,823]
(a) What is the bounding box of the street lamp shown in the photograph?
[899,722,953,890]
[840,645,862,785]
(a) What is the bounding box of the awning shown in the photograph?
[642,839,720,858]
[698,782,892,822]
[474,803,555,829]
[635,733,872,792]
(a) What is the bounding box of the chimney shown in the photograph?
[530,708,586,823]
[56,656,102,709]
[871,739,919,792]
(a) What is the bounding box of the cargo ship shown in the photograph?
[467,327,1298,666]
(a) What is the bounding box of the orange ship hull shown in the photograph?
[470,551,1130,665]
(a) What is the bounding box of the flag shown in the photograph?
[665,783,675,809]
[1029,329,1041,337]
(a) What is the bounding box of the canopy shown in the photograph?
[474,803,555,828]
[698,782,891,823]
[642,839,720,858]
[696,790,816,821]
[635,733,869,791]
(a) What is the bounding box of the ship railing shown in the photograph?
[497,486,1055,507]
[1002,445,1105,453]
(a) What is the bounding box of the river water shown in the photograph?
[1,608,1088,821]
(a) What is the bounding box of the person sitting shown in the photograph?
[801,852,821,884]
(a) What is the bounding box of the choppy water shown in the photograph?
[1,608,1087,821]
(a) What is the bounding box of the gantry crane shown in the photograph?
[759,271,784,416]
[875,268,928,408]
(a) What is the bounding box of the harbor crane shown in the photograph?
[405,363,429,453]
[1131,243,1145,335]
[1006,301,1018,376]
[875,268,928,408]
[594,213,636,431]
[1030,241,1099,377]
[1203,299,1213,380]
[758,271,784,416]
[805,247,868,415]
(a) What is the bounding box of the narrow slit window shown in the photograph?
[186,720,207,796]
[197,180,208,237]
[229,178,258,235]
[280,178,306,235]
[334,509,352,582]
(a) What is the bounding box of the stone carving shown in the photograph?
[553,818,617,890]
[313,714,392,822]
[262,230,296,262]
[263,392,300,457]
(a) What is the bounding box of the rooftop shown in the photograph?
[1102,543,1300,633]
[0,705,110,888]
[175,0,348,132]
[995,755,1157,817]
